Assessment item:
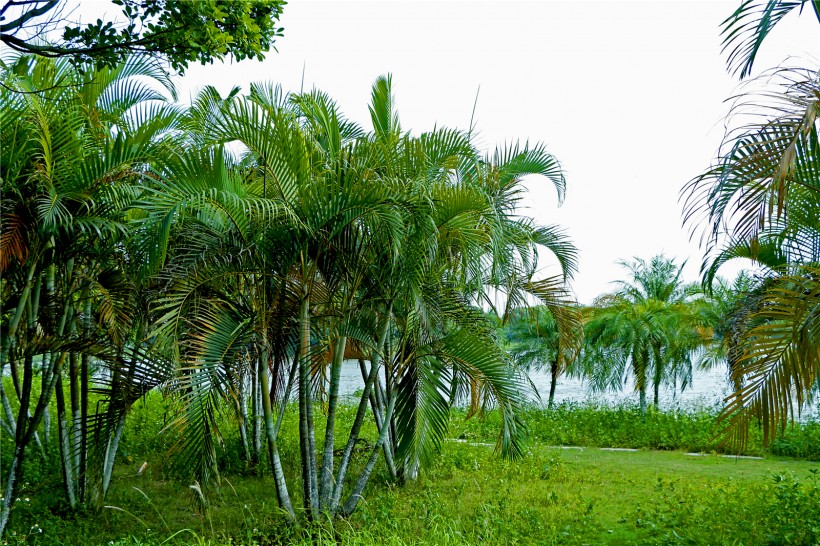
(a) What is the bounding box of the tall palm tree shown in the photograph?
[141,74,579,522]
[582,256,707,413]
[502,305,582,408]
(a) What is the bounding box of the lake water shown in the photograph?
[335,360,734,410]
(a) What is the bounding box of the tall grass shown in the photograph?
[449,401,820,459]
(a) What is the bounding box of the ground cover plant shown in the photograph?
[3,395,820,545]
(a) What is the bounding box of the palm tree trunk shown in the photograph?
[0,349,67,537]
[358,359,397,479]
[331,308,393,512]
[79,350,89,503]
[259,345,295,519]
[636,348,648,416]
[548,360,559,409]
[55,373,77,508]
[0,259,37,368]
[237,370,251,465]
[298,296,319,517]
[340,392,396,517]
[100,413,126,500]
[251,355,261,468]
[653,361,662,407]
[319,336,346,510]
[0,445,25,537]
[331,356,380,513]
[42,369,51,453]
[79,294,91,503]
[639,386,647,416]
[69,351,81,490]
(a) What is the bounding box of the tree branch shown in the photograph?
[0,0,59,34]
[0,23,187,58]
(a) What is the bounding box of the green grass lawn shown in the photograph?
[16,439,818,545]
[6,396,820,545]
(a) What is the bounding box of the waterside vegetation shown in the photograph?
[1,0,819,543]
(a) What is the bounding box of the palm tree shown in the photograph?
[581,256,707,413]
[0,53,179,533]
[502,305,582,408]
[140,74,579,522]
[683,0,820,446]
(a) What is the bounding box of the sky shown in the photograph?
[39,1,820,303]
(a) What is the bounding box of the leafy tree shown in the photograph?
[0,53,179,534]
[130,74,579,522]
[0,0,286,72]
[0,48,578,532]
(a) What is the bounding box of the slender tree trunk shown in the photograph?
[340,392,396,517]
[251,356,262,468]
[42,370,51,453]
[0,445,25,537]
[331,357,381,513]
[79,294,91,504]
[100,413,126,501]
[331,309,393,512]
[238,370,251,465]
[653,362,661,407]
[548,360,559,409]
[0,348,66,537]
[297,296,319,517]
[319,336,346,510]
[41,262,60,454]
[636,348,648,417]
[0,381,16,439]
[69,352,81,487]
[259,346,295,519]
[0,260,37,367]
[79,351,89,503]
[0,354,33,538]
[358,360,397,479]
[639,386,647,416]
[55,375,77,508]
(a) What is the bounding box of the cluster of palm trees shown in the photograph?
[504,0,820,447]
[0,54,578,533]
[1,0,816,539]
[502,255,746,414]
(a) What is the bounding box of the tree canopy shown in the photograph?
[0,0,286,72]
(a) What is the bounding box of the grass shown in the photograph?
[5,394,820,544]
[12,443,820,545]
[449,401,820,459]
[354,443,820,545]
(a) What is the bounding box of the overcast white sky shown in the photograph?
[56,1,820,302]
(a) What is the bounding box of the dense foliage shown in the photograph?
[0,0,286,71]
[0,52,577,535]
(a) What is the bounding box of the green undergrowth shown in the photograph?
[449,401,820,459]
[8,444,820,545]
[5,393,820,544]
